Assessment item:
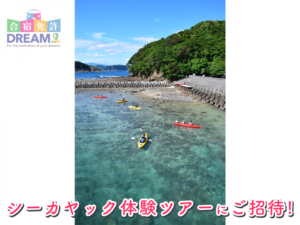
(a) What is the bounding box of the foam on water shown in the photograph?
[75,71,129,80]
[75,91,225,225]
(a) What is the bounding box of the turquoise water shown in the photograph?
[75,71,129,79]
[75,91,225,225]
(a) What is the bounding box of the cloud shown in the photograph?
[76,39,143,53]
[92,33,105,39]
[75,39,97,48]
[92,52,104,56]
[85,53,91,56]
[90,33,118,42]
[132,37,158,43]
[155,18,161,23]
[91,42,142,53]
[175,30,184,33]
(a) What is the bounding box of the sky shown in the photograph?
[75,0,225,65]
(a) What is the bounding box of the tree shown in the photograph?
[127,20,225,79]
[209,57,225,77]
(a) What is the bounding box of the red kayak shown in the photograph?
[94,96,107,98]
[173,122,201,128]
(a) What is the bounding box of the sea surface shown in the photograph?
[75,71,130,80]
[75,91,225,225]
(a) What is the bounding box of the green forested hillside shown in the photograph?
[75,61,91,71]
[75,61,101,72]
[127,20,225,80]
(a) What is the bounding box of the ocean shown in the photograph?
[75,71,130,80]
[75,91,225,225]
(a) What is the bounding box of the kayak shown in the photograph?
[116,100,128,103]
[138,133,148,149]
[128,106,142,110]
[173,122,201,128]
[94,96,107,98]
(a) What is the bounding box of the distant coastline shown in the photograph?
[75,70,102,73]
[75,61,102,72]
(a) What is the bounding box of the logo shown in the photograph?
[7,9,61,44]
[51,33,60,43]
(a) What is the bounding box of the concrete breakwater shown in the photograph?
[175,77,226,110]
[75,77,225,110]
[75,81,169,89]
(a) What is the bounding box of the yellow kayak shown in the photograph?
[138,133,148,149]
[128,106,142,110]
[116,100,128,103]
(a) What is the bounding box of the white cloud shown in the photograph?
[132,37,158,43]
[90,33,118,42]
[93,52,104,56]
[75,39,97,48]
[92,33,105,39]
[91,42,143,53]
[85,53,91,56]
[155,18,161,23]
[76,39,143,53]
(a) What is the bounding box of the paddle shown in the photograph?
[132,130,152,142]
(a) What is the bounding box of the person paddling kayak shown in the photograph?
[173,122,201,128]
[122,97,125,101]
[135,105,139,108]
[189,121,194,125]
[182,120,186,124]
[140,133,146,142]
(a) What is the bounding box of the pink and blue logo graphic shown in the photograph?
[7,9,61,43]
[26,9,41,20]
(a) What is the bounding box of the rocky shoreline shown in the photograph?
[75,87,198,102]
[75,76,225,110]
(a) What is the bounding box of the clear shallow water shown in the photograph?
[75,71,129,80]
[75,91,225,225]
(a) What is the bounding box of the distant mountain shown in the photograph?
[95,64,129,71]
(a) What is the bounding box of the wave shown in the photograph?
[99,76,123,78]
